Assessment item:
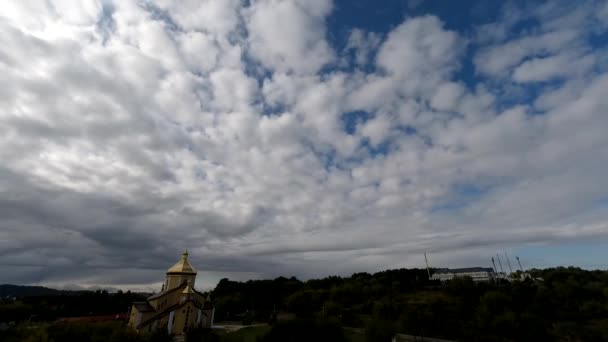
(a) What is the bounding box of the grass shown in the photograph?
[343,328,366,342]
[220,325,271,342]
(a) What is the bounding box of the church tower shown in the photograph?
[165,250,197,290]
[127,251,214,334]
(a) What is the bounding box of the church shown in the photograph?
[127,251,214,334]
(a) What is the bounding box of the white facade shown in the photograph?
[431,267,496,282]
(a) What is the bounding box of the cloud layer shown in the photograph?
[1,0,607,289]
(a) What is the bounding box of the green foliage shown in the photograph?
[186,327,221,342]
[0,289,146,322]
[241,312,253,325]
[211,267,608,341]
[221,326,270,342]
[3,267,608,341]
[259,318,347,342]
[365,318,395,342]
[286,290,322,317]
[0,322,154,342]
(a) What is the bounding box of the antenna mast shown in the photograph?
[424,252,431,280]
[496,254,505,276]
[516,256,524,272]
[504,252,514,275]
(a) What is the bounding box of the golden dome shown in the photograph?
[167,250,197,274]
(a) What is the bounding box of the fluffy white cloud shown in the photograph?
[244,0,335,74]
[344,28,381,66]
[430,82,465,111]
[0,0,607,289]
[376,16,461,81]
[474,0,607,84]
[475,29,580,77]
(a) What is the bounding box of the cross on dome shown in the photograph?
[166,249,197,274]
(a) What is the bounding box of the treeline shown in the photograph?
[2,267,607,341]
[0,322,173,342]
[211,267,608,341]
[0,289,146,322]
[0,321,341,342]
[0,284,67,297]
[212,269,429,323]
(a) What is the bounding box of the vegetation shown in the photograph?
[259,319,347,342]
[0,289,146,322]
[211,267,608,341]
[1,267,608,341]
[0,322,172,342]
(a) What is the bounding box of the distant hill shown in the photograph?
[0,284,80,297]
[0,284,152,298]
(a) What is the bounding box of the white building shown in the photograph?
[431,267,496,282]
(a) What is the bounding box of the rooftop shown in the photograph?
[166,250,197,274]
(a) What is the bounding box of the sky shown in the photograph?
[1,0,608,291]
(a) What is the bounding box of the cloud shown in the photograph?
[474,0,607,83]
[511,52,595,83]
[430,82,466,111]
[475,29,581,78]
[244,0,335,74]
[376,15,462,81]
[0,0,607,289]
[344,28,381,67]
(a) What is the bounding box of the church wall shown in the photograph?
[127,306,140,328]
[166,274,196,290]
[131,298,211,334]
[211,307,215,326]
[149,286,191,312]
[171,302,194,334]
[139,311,156,328]
[165,288,185,307]
[204,308,214,328]
[168,310,175,334]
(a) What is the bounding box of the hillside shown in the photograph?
[0,284,67,298]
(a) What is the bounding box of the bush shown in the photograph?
[260,318,347,342]
[241,312,253,325]
[365,318,395,342]
[185,327,220,342]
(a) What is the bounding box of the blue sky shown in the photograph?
[0,0,608,290]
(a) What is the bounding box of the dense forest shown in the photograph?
[211,267,608,341]
[1,267,607,341]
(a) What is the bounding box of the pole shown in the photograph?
[491,257,498,274]
[424,252,431,280]
[516,256,524,272]
[496,254,505,276]
[505,252,514,275]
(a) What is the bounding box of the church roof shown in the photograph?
[133,302,155,313]
[147,282,188,300]
[167,250,197,274]
[136,298,209,329]
[182,285,195,294]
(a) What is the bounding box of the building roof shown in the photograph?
[166,250,197,274]
[133,302,155,312]
[435,267,494,274]
[147,282,188,300]
[137,299,209,329]
[181,284,195,294]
